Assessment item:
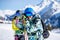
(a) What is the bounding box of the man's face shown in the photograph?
[28,16,32,20]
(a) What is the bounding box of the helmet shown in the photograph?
[24,7,34,16]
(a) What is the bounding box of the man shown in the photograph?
[24,7,44,40]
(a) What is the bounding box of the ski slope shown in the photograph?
[0,24,60,40]
[45,31,60,40]
[0,24,14,40]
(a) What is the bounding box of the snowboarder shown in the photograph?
[31,14,44,40]
[24,7,44,40]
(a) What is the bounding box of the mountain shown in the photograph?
[37,0,60,28]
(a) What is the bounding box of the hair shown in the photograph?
[12,16,17,21]
[16,10,20,13]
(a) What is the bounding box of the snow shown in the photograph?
[0,10,4,17]
[0,24,14,40]
[52,0,60,16]
[0,10,15,18]
[45,31,60,40]
[51,29,60,33]
[0,24,60,40]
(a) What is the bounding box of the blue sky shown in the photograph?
[0,0,42,10]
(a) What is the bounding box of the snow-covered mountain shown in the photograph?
[0,0,60,28]
[36,0,60,28]
[37,0,60,19]
[0,10,15,17]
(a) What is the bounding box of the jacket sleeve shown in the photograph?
[12,20,19,31]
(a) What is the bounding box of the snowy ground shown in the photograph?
[0,24,14,40]
[45,31,60,40]
[0,24,60,40]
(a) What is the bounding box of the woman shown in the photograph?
[12,16,20,40]
[12,16,19,31]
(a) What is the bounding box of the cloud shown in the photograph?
[0,10,15,17]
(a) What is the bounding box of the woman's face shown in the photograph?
[16,17,19,20]
[28,16,32,20]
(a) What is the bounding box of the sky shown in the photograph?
[0,0,42,10]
